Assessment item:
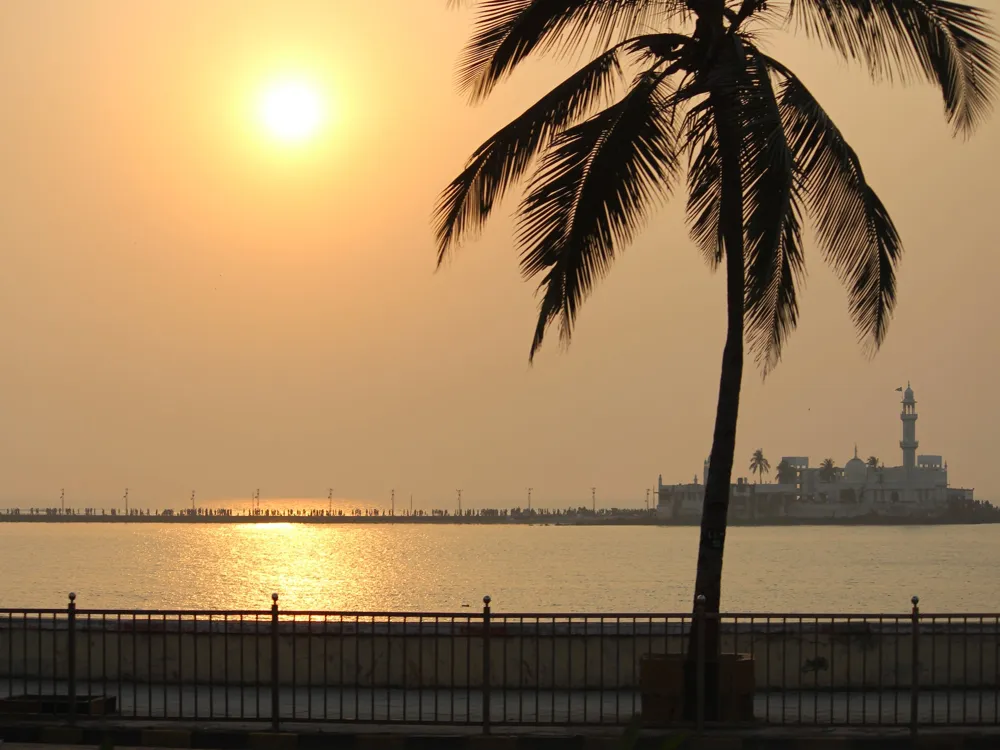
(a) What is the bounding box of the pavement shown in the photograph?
[2,682,999,749]
[4,681,997,725]
[3,726,1000,749]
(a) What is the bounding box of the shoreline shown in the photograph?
[0,514,997,526]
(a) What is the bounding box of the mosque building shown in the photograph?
[656,383,975,522]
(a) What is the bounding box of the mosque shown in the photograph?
[656,383,976,522]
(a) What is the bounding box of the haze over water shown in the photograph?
[3,524,997,613]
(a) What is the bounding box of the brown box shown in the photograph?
[640,653,756,723]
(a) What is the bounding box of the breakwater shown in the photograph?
[1,514,998,526]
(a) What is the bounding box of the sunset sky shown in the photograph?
[2,1,998,509]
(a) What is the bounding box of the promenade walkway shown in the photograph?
[3,681,997,726]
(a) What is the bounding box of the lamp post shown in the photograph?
[527,487,532,512]
[591,487,596,513]
[457,489,462,517]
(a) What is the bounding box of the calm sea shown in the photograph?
[1,524,996,614]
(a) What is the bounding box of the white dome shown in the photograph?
[844,457,867,483]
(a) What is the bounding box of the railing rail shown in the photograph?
[0,594,997,733]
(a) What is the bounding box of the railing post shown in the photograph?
[271,593,280,732]
[910,595,920,738]
[695,594,706,734]
[67,592,77,725]
[482,595,492,735]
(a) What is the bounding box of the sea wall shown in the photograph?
[0,619,996,690]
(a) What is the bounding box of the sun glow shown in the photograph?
[258,80,326,143]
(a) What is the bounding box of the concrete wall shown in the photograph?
[0,619,996,690]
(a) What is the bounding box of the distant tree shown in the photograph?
[819,458,838,482]
[866,455,880,470]
[775,460,797,485]
[749,449,770,484]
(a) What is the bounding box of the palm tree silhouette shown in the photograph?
[775,460,797,485]
[435,0,997,706]
[749,449,770,484]
[866,455,880,470]
[819,458,838,483]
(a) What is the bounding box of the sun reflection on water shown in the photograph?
[1,524,999,613]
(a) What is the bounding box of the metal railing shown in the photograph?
[0,594,997,733]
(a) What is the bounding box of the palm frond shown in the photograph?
[434,47,624,263]
[457,0,681,103]
[626,32,693,66]
[765,56,902,352]
[684,102,724,268]
[787,0,999,135]
[681,54,752,270]
[740,44,806,374]
[516,70,681,360]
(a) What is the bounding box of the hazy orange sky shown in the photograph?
[2,1,998,510]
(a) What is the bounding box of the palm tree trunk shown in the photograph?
[686,85,745,720]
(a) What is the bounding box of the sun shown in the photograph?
[258,80,325,143]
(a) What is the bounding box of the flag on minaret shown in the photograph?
[895,386,904,392]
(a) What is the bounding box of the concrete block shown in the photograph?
[298,733,356,750]
[790,740,851,750]
[467,737,519,750]
[249,732,298,750]
[191,729,247,749]
[406,738,468,750]
[141,728,193,748]
[354,735,406,750]
[912,736,965,750]
[516,738,582,750]
[39,726,84,745]
[687,736,744,750]
[581,737,621,750]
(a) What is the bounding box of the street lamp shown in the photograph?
[527,487,532,511]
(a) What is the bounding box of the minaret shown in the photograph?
[900,382,918,471]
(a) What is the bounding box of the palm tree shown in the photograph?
[749,449,770,484]
[819,458,838,483]
[775,459,797,485]
[436,0,997,710]
[866,455,880,470]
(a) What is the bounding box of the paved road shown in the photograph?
[1,680,996,726]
